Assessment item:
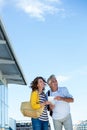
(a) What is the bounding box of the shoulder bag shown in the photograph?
[20,92,44,118]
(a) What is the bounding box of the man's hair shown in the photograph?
[47,74,56,85]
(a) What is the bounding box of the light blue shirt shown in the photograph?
[49,87,73,120]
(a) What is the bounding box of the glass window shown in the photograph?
[0,82,9,129]
[0,83,1,100]
[2,84,5,102]
[5,86,8,105]
[1,101,5,127]
[0,99,1,128]
[0,83,2,128]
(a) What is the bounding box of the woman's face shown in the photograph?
[37,78,46,90]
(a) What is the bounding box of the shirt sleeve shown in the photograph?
[62,87,73,98]
[30,91,41,109]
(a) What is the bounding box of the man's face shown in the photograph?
[49,77,58,91]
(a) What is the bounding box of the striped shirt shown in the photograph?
[39,92,48,121]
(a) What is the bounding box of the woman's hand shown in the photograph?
[49,104,55,110]
[45,101,52,105]
[40,101,52,107]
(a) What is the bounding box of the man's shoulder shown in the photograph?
[59,86,67,90]
[59,87,68,93]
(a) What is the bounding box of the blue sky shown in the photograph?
[0,0,87,125]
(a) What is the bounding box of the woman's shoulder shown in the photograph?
[32,90,38,95]
[30,90,38,100]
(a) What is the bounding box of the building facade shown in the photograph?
[16,120,51,130]
[0,18,27,130]
[16,121,32,130]
[73,120,87,130]
[0,80,8,129]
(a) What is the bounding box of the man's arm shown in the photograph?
[54,96,74,103]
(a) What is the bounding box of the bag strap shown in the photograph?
[47,90,53,116]
[48,90,50,96]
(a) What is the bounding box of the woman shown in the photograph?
[30,76,51,130]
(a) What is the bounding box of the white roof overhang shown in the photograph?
[0,18,27,85]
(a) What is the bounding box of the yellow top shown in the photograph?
[30,90,41,109]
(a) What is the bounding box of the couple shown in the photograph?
[30,75,74,130]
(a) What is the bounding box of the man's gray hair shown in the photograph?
[47,74,56,85]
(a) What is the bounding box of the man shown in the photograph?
[47,74,74,130]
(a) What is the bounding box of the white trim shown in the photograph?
[0,39,6,44]
[4,74,22,80]
[0,70,7,85]
[0,59,15,64]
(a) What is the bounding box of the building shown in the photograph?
[9,118,16,130]
[16,120,32,130]
[73,120,87,130]
[0,18,27,130]
[16,120,51,130]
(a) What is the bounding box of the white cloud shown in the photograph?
[56,66,87,84]
[56,75,70,83]
[46,0,61,3]
[15,0,64,21]
[0,0,65,21]
[68,66,87,77]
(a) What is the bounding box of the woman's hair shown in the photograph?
[30,76,46,91]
